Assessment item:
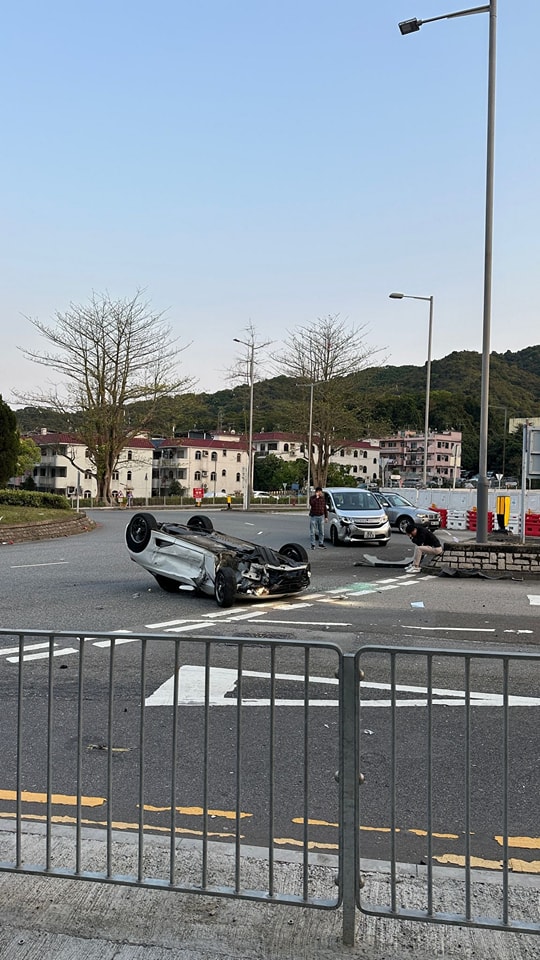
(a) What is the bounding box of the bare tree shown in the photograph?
[18,291,195,501]
[273,315,383,487]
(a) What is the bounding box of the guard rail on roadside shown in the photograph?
[0,629,538,946]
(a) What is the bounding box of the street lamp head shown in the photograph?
[389,292,404,299]
[398,18,422,35]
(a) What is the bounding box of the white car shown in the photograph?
[323,487,391,546]
[125,513,311,608]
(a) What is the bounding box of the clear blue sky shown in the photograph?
[2,1,538,403]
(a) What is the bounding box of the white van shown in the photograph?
[323,487,391,546]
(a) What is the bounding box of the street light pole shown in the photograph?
[389,292,434,486]
[397,2,497,542]
[233,333,271,512]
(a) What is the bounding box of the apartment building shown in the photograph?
[250,431,380,483]
[153,437,248,498]
[378,430,462,485]
[28,430,154,499]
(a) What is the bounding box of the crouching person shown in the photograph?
[404,521,443,572]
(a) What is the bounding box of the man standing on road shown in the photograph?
[404,520,443,572]
[309,486,328,550]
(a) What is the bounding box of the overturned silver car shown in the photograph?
[125,512,311,608]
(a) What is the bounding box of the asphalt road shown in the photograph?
[0,508,539,871]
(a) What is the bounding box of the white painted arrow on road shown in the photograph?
[145,665,540,708]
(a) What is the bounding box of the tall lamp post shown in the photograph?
[389,292,434,487]
[233,333,271,511]
[397,2,497,542]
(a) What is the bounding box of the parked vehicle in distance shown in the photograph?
[252,491,280,500]
[125,513,310,607]
[373,490,441,535]
[323,487,391,546]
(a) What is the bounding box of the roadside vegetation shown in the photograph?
[0,489,75,526]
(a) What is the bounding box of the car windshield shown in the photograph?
[332,491,380,511]
[386,494,412,507]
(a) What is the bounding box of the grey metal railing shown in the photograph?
[354,644,540,937]
[0,628,538,947]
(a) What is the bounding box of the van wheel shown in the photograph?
[330,526,340,547]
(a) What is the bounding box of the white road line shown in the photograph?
[164,623,217,634]
[0,641,51,657]
[252,619,352,627]
[7,647,78,663]
[145,619,195,629]
[93,637,143,648]
[527,595,540,605]
[10,561,69,568]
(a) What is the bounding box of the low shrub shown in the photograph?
[0,489,71,510]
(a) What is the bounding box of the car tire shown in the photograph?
[330,525,340,546]
[126,513,158,553]
[279,542,309,563]
[154,574,180,593]
[397,516,411,535]
[187,515,214,532]
[214,567,237,607]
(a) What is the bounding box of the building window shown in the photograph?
[211,451,217,461]
[127,471,132,481]
[195,451,202,460]
[210,471,216,481]
[112,471,119,481]
[236,472,241,482]
[236,452,241,462]
[85,470,92,480]
[194,471,201,481]
[222,469,227,477]
[127,450,132,461]
[283,443,289,452]
[222,449,227,457]
[268,442,278,451]
[353,450,358,458]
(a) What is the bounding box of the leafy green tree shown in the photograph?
[0,395,19,486]
[18,291,195,502]
[325,464,358,487]
[16,436,41,478]
[168,479,185,496]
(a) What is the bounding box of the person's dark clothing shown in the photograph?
[309,494,328,518]
[409,524,441,548]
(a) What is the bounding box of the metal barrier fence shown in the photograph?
[0,628,538,947]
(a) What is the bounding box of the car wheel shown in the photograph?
[397,516,411,535]
[125,513,158,553]
[214,567,237,607]
[187,515,214,532]
[279,542,309,563]
[330,525,340,546]
[154,574,180,593]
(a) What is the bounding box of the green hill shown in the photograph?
[15,345,540,476]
